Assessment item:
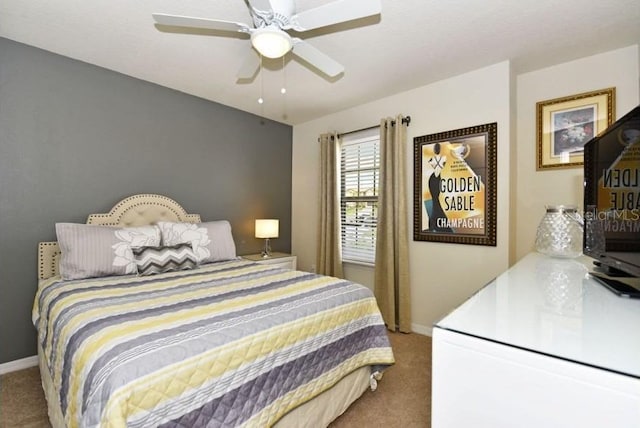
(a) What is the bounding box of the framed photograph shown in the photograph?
[413,122,497,246]
[537,87,615,170]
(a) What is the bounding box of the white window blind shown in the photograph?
[340,127,380,264]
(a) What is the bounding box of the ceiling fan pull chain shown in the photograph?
[258,54,265,107]
[281,55,287,95]
[281,54,287,121]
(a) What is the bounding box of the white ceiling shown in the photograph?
[1,0,639,125]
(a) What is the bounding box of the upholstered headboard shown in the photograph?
[38,194,201,280]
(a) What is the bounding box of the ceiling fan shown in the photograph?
[152,0,382,79]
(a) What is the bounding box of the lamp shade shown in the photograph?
[255,219,279,238]
[251,27,292,59]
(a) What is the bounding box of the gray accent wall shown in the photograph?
[0,38,292,364]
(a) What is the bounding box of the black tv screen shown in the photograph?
[583,104,640,278]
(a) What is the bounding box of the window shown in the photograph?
[340,127,380,264]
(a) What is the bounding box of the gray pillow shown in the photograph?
[56,223,161,280]
[156,221,236,264]
[133,243,199,276]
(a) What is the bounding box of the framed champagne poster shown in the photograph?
[413,122,497,246]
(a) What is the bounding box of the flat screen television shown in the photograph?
[583,104,640,295]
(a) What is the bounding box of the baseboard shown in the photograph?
[411,323,432,337]
[0,355,38,375]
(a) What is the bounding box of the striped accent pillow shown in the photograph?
[156,221,237,264]
[56,223,162,280]
[132,244,199,276]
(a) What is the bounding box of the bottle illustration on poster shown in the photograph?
[425,143,452,232]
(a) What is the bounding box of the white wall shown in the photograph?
[515,46,640,261]
[293,45,640,335]
[292,62,513,334]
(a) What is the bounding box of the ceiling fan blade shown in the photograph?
[246,0,273,12]
[291,40,344,77]
[292,0,381,31]
[237,50,260,80]
[152,13,251,33]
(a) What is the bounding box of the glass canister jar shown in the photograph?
[535,205,583,258]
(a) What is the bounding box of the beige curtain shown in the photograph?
[374,115,411,332]
[317,132,344,278]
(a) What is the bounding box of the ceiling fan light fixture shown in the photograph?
[251,27,292,59]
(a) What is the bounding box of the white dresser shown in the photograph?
[432,252,640,428]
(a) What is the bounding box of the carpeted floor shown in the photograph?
[0,332,432,427]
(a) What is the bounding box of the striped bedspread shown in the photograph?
[32,259,395,427]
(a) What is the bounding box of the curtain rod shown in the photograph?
[317,116,411,142]
[322,115,411,140]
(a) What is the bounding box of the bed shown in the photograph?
[33,194,394,428]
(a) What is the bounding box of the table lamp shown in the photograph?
[255,219,279,258]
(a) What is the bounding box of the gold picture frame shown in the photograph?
[536,87,615,170]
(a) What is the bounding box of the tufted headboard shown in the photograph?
[38,194,201,280]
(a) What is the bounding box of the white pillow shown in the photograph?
[156,221,236,264]
[56,223,161,280]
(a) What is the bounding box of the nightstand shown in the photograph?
[242,252,297,270]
